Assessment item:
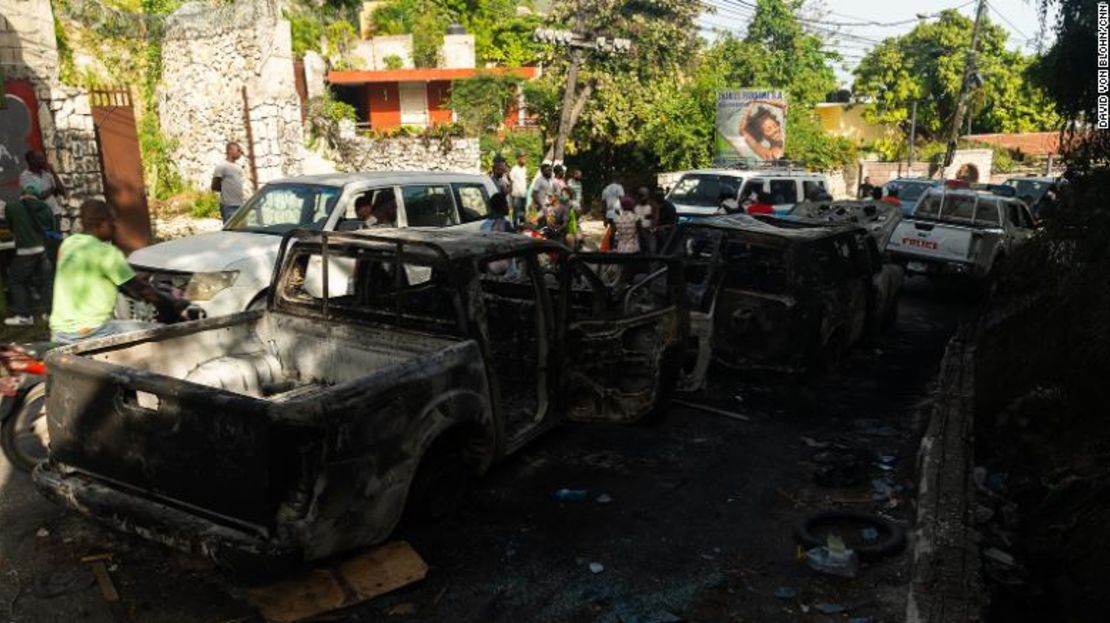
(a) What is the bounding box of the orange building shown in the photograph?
[328,67,540,131]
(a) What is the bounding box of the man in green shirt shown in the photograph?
[50,200,188,344]
[2,188,58,326]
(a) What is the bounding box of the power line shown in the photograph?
[985,0,1031,42]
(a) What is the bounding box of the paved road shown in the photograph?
[0,278,969,623]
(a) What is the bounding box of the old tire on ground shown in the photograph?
[794,510,906,562]
[405,444,472,523]
[0,383,48,473]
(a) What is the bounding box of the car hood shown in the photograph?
[128,230,280,273]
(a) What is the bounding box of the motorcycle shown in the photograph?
[0,343,49,472]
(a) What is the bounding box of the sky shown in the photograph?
[697,0,1059,87]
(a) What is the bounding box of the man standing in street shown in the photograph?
[529,162,554,219]
[1,188,57,326]
[20,150,66,220]
[601,177,625,226]
[858,176,874,200]
[50,200,188,344]
[490,155,511,196]
[211,142,246,223]
[567,168,584,217]
[509,151,529,226]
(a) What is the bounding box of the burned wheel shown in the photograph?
[794,511,906,562]
[0,383,49,472]
[405,447,471,522]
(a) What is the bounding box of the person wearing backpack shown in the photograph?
[1,187,59,326]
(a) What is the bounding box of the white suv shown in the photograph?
[666,169,829,218]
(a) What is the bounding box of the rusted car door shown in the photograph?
[559,253,685,423]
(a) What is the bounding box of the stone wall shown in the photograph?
[0,0,104,225]
[159,0,304,192]
[334,136,480,173]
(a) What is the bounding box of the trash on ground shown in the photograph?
[983,547,1017,567]
[800,436,829,449]
[247,541,428,623]
[552,488,588,502]
[861,527,879,542]
[88,561,119,603]
[673,398,751,422]
[596,493,613,504]
[79,553,114,563]
[773,586,799,599]
[589,562,605,574]
[815,602,849,614]
[804,535,859,578]
[35,527,50,538]
[871,478,896,500]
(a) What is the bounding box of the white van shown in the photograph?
[666,169,829,218]
[123,172,497,319]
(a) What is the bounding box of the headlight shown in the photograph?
[185,271,239,301]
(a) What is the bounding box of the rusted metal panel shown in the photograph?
[90,88,151,253]
[1,80,46,205]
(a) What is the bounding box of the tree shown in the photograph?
[853,10,1060,140]
[448,73,523,135]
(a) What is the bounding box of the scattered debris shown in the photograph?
[596,494,613,504]
[814,462,868,488]
[804,536,859,579]
[800,436,829,449]
[814,602,849,614]
[983,547,1017,568]
[552,488,588,502]
[88,561,119,603]
[795,510,907,562]
[588,562,605,574]
[773,586,798,599]
[247,541,428,623]
[861,527,879,542]
[871,478,896,500]
[673,399,751,422]
[35,527,50,538]
[79,553,114,563]
[848,617,876,623]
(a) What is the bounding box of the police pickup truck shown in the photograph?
[887,182,1038,280]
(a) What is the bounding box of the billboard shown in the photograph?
[715,90,787,162]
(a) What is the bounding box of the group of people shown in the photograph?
[2,150,188,344]
[601,182,678,255]
[488,152,587,246]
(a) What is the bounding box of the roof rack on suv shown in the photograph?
[712,158,812,173]
[942,179,1016,197]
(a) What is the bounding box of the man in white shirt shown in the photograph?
[211,142,246,223]
[601,178,625,225]
[509,151,529,225]
[19,150,66,218]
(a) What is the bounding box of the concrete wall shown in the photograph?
[0,0,103,226]
[440,34,475,69]
[159,0,304,191]
[334,136,479,173]
[354,35,414,70]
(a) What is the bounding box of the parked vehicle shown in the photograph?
[887,183,1039,280]
[666,168,829,218]
[881,178,941,214]
[122,172,498,319]
[0,343,48,472]
[667,214,900,378]
[1001,175,1062,219]
[35,228,687,568]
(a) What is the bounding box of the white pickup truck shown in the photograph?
[887,185,1038,280]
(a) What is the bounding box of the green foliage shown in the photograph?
[324,21,360,69]
[412,10,444,68]
[53,12,78,85]
[479,131,543,174]
[287,11,324,58]
[448,73,522,135]
[383,54,404,69]
[190,192,221,218]
[853,10,1060,139]
[306,95,357,149]
[784,107,857,170]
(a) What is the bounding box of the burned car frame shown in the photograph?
[34,228,687,568]
[667,214,899,380]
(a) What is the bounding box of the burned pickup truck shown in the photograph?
[669,214,900,380]
[34,229,685,567]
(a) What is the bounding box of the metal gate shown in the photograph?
[90,89,151,253]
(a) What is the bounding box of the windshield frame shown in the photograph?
[224,182,347,235]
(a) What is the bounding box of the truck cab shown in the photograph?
[666,169,829,219]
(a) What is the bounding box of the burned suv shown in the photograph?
[35,229,686,567]
[669,215,900,378]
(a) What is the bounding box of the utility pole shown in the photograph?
[907,100,918,171]
[535,7,632,163]
[943,0,987,170]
